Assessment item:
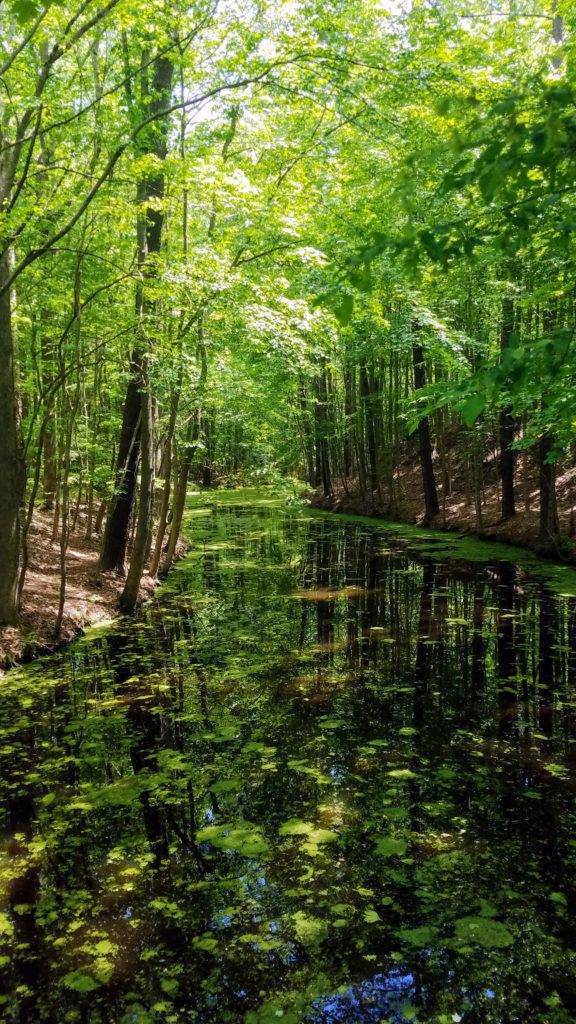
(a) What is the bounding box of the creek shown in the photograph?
[2,489,576,1023]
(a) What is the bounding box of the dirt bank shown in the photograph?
[312,455,576,563]
[0,509,183,672]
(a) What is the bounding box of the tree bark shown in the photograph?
[0,250,26,625]
[149,390,179,577]
[120,367,154,612]
[161,413,199,576]
[315,366,332,497]
[412,322,439,522]
[360,364,378,493]
[539,431,560,550]
[499,296,516,519]
[99,372,141,572]
[100,52,173,576]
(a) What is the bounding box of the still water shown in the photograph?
[2,491,576,1024]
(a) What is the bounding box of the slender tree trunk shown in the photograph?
[412,322,439,522]
[42,416,58,510]
[54,390,80,638]
[54,255,84,638]
[343,362,355,480]
[161,413,199,575]
[99,374,141,572]
[315,366,332,497]
[360,364,378,493]
[100,52,173,577]
[499,295,516,519]
[94,498,107,535]
[300,386,315,485]
[539,431,560,550]
[120,367,154,612]
[40,329,58,511]
[149,390,180,577]
[537,296,561,551]
[18,413,48,602]
[201,413,214,488]
[0,250,26,625]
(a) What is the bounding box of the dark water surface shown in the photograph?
[2,491,576,1024]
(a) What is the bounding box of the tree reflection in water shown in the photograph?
[1,495,576,1023]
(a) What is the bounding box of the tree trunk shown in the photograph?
[299,383,316,485]
[539,431,560,550]
[100,52,173,576]
[149,390,180,577]
[412,323,439,522]
[499,296,516,519]
[360,364,378,493]
[161,413,199,576]
[40,327,58,511]
[120,372,154,612]
[42,417,58,511]
[99,372,141,572]
[315,366,332,497]
[201,413,214,488]
[0,250,26,625]
[343,362,355,480]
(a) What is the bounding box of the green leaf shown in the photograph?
[279,818,313,836]
[549,891,567,906]
[462,393,486,427]
[292,911,328,946]
[454,916,513,949]
[364,908,381,923]
[196,824,268,857]
[398,925,438,946]
[93,939,115,956]
[11,0,41,24]
[373,836,408,858]
[334,293,354,326]
[160,978,179,995]
[62,971,102,993]
[193,935,219,952]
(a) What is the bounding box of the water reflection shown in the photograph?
[0,499,576,1022]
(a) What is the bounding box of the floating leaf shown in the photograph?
[398,925,438,946]
[63,971,101,993]
[193,935,218,952]
[330,903,353,917]
[549,892,567,906]
[160,978,179,995]
[382,806,409,821]
[93,939,115,956]
[292,911,328,946]
[279,818,313,836]
[303,827,337,852]
[454,916,513,949]
[373,836,408,858]
[364,908,380,923]
[196,824,268,857]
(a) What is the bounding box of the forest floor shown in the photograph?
[313,448,576,562]
[0,509,180,672]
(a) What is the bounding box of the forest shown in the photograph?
[1,0,575,644]
[2,1,576,1023]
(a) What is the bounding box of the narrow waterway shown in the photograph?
[2,490,576,1023]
